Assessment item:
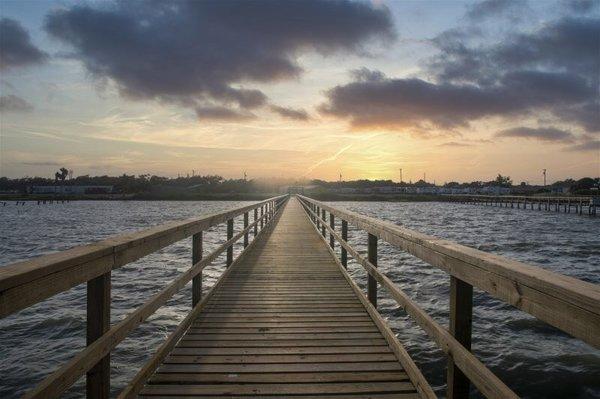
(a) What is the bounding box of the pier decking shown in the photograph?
[1,194,599,399]
[139,198,421,398]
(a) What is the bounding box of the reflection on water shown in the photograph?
[0,200,599,398]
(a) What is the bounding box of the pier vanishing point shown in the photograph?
[1,195,599,399]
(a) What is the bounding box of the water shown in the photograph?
[0,200,598,398]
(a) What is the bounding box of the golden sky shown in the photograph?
[1,0,598,184]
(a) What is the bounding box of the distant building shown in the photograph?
[31,185,114,195]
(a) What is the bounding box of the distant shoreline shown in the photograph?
[0,192,447,202]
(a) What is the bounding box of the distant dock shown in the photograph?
[447,194,598,216]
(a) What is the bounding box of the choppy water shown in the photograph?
[0,200,599,398]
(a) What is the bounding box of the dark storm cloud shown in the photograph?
[495,127,575,142]
[195,106,255,122]
[44,0,394,114]
[0,94,34,112]
[322,14,599,137]
[562,0,599,13]
[465,0,528,21]
[0,18,47,70]
[270,105,310,121]
[320,69,593,130]
[430,17,599,83]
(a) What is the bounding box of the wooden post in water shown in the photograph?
[243,212,249,248]
[87,272,111,399]
[253,208,258,237]
[341,220,348,268]
[367,233,378,308]
[329,214,335,249]
[447,276,473,399]
[226,218,234,266]
[192,232,202,307]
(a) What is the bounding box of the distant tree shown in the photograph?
[55,167,69,183]
[494,174,512,187]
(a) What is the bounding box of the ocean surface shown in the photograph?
[0,199,598,398]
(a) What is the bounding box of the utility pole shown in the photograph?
[339,173,342,182]
[542,169,547,186]
[244,171,247,181]
[423,172,426,182]
[399,168,403,183]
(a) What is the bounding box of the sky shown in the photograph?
[0,0,598,184]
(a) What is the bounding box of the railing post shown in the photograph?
[447,276,473,399]
[367,233,377,307]
[321,209,326,237]
[254,208,258,237]
[86,272,111,399]
[243,212,249,248]
[226,218,234,266]
[341,220,348,268]
[192,232,203,307]
[329,213,335,249]
[316,206,320,229]
[260,205,264,230]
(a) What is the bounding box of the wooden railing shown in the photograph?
[0,194,289,398]
[297,195,599,399]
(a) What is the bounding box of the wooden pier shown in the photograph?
[1,195,599,399]
[447,194,598,216]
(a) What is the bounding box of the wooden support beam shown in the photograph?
[329,214,335,249]
[243,212,249,248]
[341,220,348,268]
[192,232,202,307]
[447,276,473,399]
[86,272,111,399]
[367,233,377,308]
[321,209,326,237]
[254,208,258,237]
[226,219,234,267]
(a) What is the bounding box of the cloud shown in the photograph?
[321,15,599,137]
[465,0,528,21]
[495,127,575,142]
[45,0,394,116]
[566,139,600,152]
[438,142,473,147]
[270,105,310,121]
[562,0,599,13]
[320,69,592,130]
[195,106,255,121]
[0,94,34,112]
[0,18,48,70]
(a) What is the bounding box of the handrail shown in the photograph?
[0,195,286,317]
[0,194,289,398]
[297,194,599,399]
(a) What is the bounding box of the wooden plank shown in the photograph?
[175,339,390,348]
[140,382,415,395]
[164,353,397,363]
[149,371,408,384]
[156,362,404,373]
[169,346,393,355]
